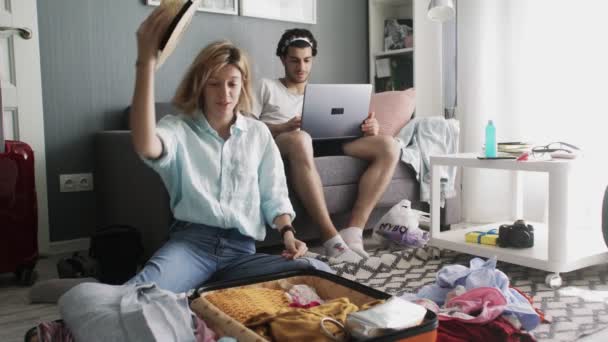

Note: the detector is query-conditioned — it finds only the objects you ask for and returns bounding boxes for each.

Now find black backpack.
[89,225,144,284]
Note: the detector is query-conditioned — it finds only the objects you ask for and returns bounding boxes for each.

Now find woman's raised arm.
[130,7,171,159]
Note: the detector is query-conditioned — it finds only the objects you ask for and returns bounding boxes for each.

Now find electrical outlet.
[59,173,94,192]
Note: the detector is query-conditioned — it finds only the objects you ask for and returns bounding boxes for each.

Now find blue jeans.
[126,221,332,293]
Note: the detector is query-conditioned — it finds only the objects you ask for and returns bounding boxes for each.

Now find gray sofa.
[95,103,461,258]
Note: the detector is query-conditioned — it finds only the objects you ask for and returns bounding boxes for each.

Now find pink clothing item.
[438,287,507,324]
[36,320,75,342]
[286,284,325,306]
[289,301,321,308]
[194,316,217,342]
[438,316,536,342]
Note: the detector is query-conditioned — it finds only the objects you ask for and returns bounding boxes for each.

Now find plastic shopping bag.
[373,199,429,248]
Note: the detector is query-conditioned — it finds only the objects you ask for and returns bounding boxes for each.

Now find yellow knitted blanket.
[204,288,290,323]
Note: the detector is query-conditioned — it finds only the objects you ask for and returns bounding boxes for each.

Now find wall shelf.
[375,47,414,58]
[368,0,413,93]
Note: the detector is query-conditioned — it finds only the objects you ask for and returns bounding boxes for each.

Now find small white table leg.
[431,163,441,238]
[548,166,569,270]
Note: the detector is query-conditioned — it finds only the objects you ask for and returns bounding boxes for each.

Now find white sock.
[323,235,363,263]
[340,227,369,258]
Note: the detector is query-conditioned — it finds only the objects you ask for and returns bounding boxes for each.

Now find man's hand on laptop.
[361,112,379,136]
[283,114,302,133]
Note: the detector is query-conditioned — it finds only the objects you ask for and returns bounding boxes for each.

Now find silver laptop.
[300,84,372,141]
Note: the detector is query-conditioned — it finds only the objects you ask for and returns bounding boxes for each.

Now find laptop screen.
[300,84,372,141]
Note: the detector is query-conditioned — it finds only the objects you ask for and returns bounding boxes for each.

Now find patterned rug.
[307,247,608,342]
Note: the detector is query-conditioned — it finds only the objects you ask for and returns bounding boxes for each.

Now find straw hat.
[157,0,201,69]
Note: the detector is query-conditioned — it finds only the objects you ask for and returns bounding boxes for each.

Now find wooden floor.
[0,255,62,342]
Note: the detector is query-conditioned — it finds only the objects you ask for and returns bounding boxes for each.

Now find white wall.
[457,0,608,228]
[413,0,442,118]
[458,0,513,222]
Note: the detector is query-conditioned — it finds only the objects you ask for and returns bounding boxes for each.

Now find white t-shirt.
[253,78,303,125]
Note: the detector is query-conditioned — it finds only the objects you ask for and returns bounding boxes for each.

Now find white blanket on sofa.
[395,116,460,204]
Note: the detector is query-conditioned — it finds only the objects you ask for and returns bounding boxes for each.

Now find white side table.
[430,153,608,287]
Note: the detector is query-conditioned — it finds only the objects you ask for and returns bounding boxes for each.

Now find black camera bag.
[497,220,534,248]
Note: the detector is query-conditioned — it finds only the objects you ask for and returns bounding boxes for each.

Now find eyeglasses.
[531,141,580,157]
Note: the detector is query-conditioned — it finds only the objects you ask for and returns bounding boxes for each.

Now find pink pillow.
[369,88,416,136]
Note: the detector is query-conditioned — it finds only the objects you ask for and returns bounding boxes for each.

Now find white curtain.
[442,5,457,119]
[458,0,608,226]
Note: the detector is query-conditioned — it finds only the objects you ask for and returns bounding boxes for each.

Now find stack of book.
[497,142,533,157]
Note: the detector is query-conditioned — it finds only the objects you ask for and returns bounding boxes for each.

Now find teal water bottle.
[485,120,497,158]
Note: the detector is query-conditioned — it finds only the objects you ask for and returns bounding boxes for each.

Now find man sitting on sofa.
[253,28,400,262]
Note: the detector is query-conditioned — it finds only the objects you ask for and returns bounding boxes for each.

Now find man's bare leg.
[341,135,400,256]
[275,131,336,240]
[275,131,363,262]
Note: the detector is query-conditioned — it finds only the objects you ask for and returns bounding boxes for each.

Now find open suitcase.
[190,269,437,342]
[0,81,38,285]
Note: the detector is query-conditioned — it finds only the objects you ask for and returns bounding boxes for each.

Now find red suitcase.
[0,84,38,285]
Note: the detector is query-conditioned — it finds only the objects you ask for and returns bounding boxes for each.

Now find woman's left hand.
[361,112,380,136]
[282,231,308,259]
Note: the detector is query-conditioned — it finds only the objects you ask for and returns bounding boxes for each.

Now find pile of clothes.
[401,256,545,341]
[28,282,225,342]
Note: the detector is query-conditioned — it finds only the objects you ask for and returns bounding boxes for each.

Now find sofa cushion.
[311,156,415,187]
[321,178,419,214]
[369,88,416,136]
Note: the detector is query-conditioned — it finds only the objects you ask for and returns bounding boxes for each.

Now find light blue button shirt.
[141,112,295,241]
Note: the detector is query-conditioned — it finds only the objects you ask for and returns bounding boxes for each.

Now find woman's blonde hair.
[173,40,253,115]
